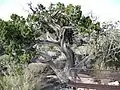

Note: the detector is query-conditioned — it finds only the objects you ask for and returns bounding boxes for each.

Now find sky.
[0,0,120,22]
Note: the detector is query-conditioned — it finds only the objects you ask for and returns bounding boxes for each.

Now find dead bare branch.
[35,39,60,45]
[32,52,70,83]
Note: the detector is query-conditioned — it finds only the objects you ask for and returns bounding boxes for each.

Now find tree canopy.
[0,2,100,64]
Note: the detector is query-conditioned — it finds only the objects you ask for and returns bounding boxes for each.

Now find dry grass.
[0,64,34,90]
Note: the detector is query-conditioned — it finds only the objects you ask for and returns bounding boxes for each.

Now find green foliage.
[3,2,120,71]
[0,14,35,64]
[28,2,100,35]
[0,2,120,90]
[0,2,101,70]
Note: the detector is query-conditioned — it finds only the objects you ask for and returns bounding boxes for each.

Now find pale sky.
[0,0,120,22]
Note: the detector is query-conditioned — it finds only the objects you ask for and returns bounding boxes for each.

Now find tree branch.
[28,2,36,14]
[32,52,69,83]
[35,39,60,46]
[59,27,75,77]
